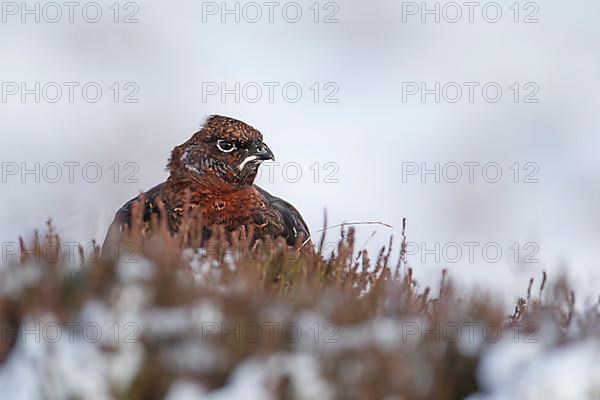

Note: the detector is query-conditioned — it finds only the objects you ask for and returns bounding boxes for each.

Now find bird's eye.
[217,140,235,153]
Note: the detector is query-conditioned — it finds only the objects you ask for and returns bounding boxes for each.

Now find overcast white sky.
[1,0,599,304]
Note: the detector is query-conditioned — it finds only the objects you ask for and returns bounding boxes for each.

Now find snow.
[165,381,207,400]
[117,257,155,283]
[165,353,334,400]
[470,339,600,400]
[1,254,598,399]
[1,299,599,400]
[0,315,112,400]
[0,264,43,299]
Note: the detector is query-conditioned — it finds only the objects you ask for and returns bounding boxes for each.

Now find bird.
[102,115,309,255]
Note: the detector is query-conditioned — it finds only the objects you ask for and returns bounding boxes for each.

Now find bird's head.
[169,115,275,188]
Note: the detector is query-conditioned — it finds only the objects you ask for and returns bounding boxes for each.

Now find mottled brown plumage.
[103,115,309,252]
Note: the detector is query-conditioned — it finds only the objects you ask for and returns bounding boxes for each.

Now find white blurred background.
[1,0,599,304]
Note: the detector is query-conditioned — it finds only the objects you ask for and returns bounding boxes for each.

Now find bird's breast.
[185,187,269,228]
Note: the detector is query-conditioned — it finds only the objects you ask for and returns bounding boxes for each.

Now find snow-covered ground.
[0,255,599,399]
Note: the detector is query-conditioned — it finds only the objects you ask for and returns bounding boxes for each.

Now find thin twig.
[355,231,378,261]
[316,221,393,232]
[301,221,393,248]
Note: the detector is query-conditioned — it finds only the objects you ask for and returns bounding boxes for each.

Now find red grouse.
[103,115,309,251]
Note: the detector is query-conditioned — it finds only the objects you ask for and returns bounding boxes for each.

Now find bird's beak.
[238,142,275,171]
[251,142,275,162]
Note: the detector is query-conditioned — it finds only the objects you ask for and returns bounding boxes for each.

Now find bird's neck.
[165,174,255,199]
[163,175,263,227]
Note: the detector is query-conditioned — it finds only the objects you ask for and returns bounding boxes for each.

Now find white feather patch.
[238,155,260,171]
